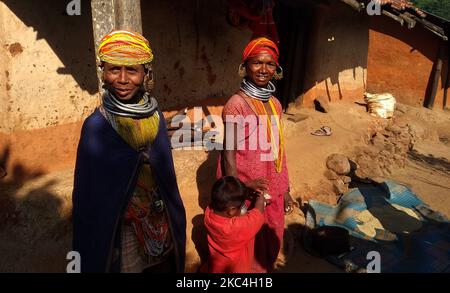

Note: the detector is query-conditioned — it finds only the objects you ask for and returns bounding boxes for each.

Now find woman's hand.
[283,192,299,215]
[245,178,269,196]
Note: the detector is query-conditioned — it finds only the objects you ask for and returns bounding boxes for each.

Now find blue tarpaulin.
[304,181,450,273]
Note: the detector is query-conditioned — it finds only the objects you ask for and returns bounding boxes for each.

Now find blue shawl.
[72,108,186,273]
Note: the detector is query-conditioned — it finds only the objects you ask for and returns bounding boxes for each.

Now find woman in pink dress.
[217,37,294,273]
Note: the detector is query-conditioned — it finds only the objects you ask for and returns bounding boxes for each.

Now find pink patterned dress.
[217,93,290,272]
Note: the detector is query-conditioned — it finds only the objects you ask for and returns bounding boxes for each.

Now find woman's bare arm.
[223,122,238,177]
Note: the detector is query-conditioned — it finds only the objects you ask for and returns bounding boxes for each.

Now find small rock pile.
[352,118,415,181]
[324,116,416,196]
[324,154,352,196]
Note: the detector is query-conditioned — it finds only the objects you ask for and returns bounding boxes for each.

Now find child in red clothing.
[203,176,265,273]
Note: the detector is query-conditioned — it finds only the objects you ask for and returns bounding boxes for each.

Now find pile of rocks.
[324,117,416,196]
[324,154,352,196]
[352,117,415,181]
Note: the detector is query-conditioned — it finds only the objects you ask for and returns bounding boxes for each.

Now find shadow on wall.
[275,0,314,108]
[141,0,251,111]
[369,14,449,88]
[0,146,71,272]
[367,14,449,108]
[276,1,369,106]
[2,0,98,95]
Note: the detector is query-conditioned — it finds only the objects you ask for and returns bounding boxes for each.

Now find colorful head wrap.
[242,37,279,65]
[97,30,153,66]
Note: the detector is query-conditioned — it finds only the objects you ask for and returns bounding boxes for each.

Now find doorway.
[274,0,314,109]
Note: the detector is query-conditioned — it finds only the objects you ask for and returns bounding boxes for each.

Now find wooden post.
[426,42,445,109]
[91,0,115,52]
[114,0,143,34]
[444,70,449,110]
[90,0,143,95]
[91,0,143,47]
[443,44,450,110]
[91,0,115,95]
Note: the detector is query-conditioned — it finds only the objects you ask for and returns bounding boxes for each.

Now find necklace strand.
[240,78,276,102]
[102,90,158,118]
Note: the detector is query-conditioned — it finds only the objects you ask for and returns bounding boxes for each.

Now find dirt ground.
[0,101,449,272]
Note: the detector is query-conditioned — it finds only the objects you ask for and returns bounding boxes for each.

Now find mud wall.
[0,5,11,133]
[367,15,449,109]
[141,0,250,110]
[0,0,249,177]
[301,2,369,107]
[0,1,99,133]
[0,0,100,179]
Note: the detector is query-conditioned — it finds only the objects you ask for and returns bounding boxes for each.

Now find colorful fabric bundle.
[98,30,153,65]
[242,37,279,65]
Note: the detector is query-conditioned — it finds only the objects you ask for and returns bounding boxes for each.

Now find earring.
[143,63,155,91]
[238,63,246,77]
[100,72,107,89]
[144,71,155,91]
[274,65,284,80]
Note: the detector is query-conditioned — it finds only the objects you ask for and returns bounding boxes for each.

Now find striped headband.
[242,37,279,66]
[98,30,153,66]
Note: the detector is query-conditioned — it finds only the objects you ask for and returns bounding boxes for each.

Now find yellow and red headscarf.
[242,37,279,65]
[97,30,153,66]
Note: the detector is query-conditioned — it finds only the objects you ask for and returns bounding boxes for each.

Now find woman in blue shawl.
[72,30,186,273]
